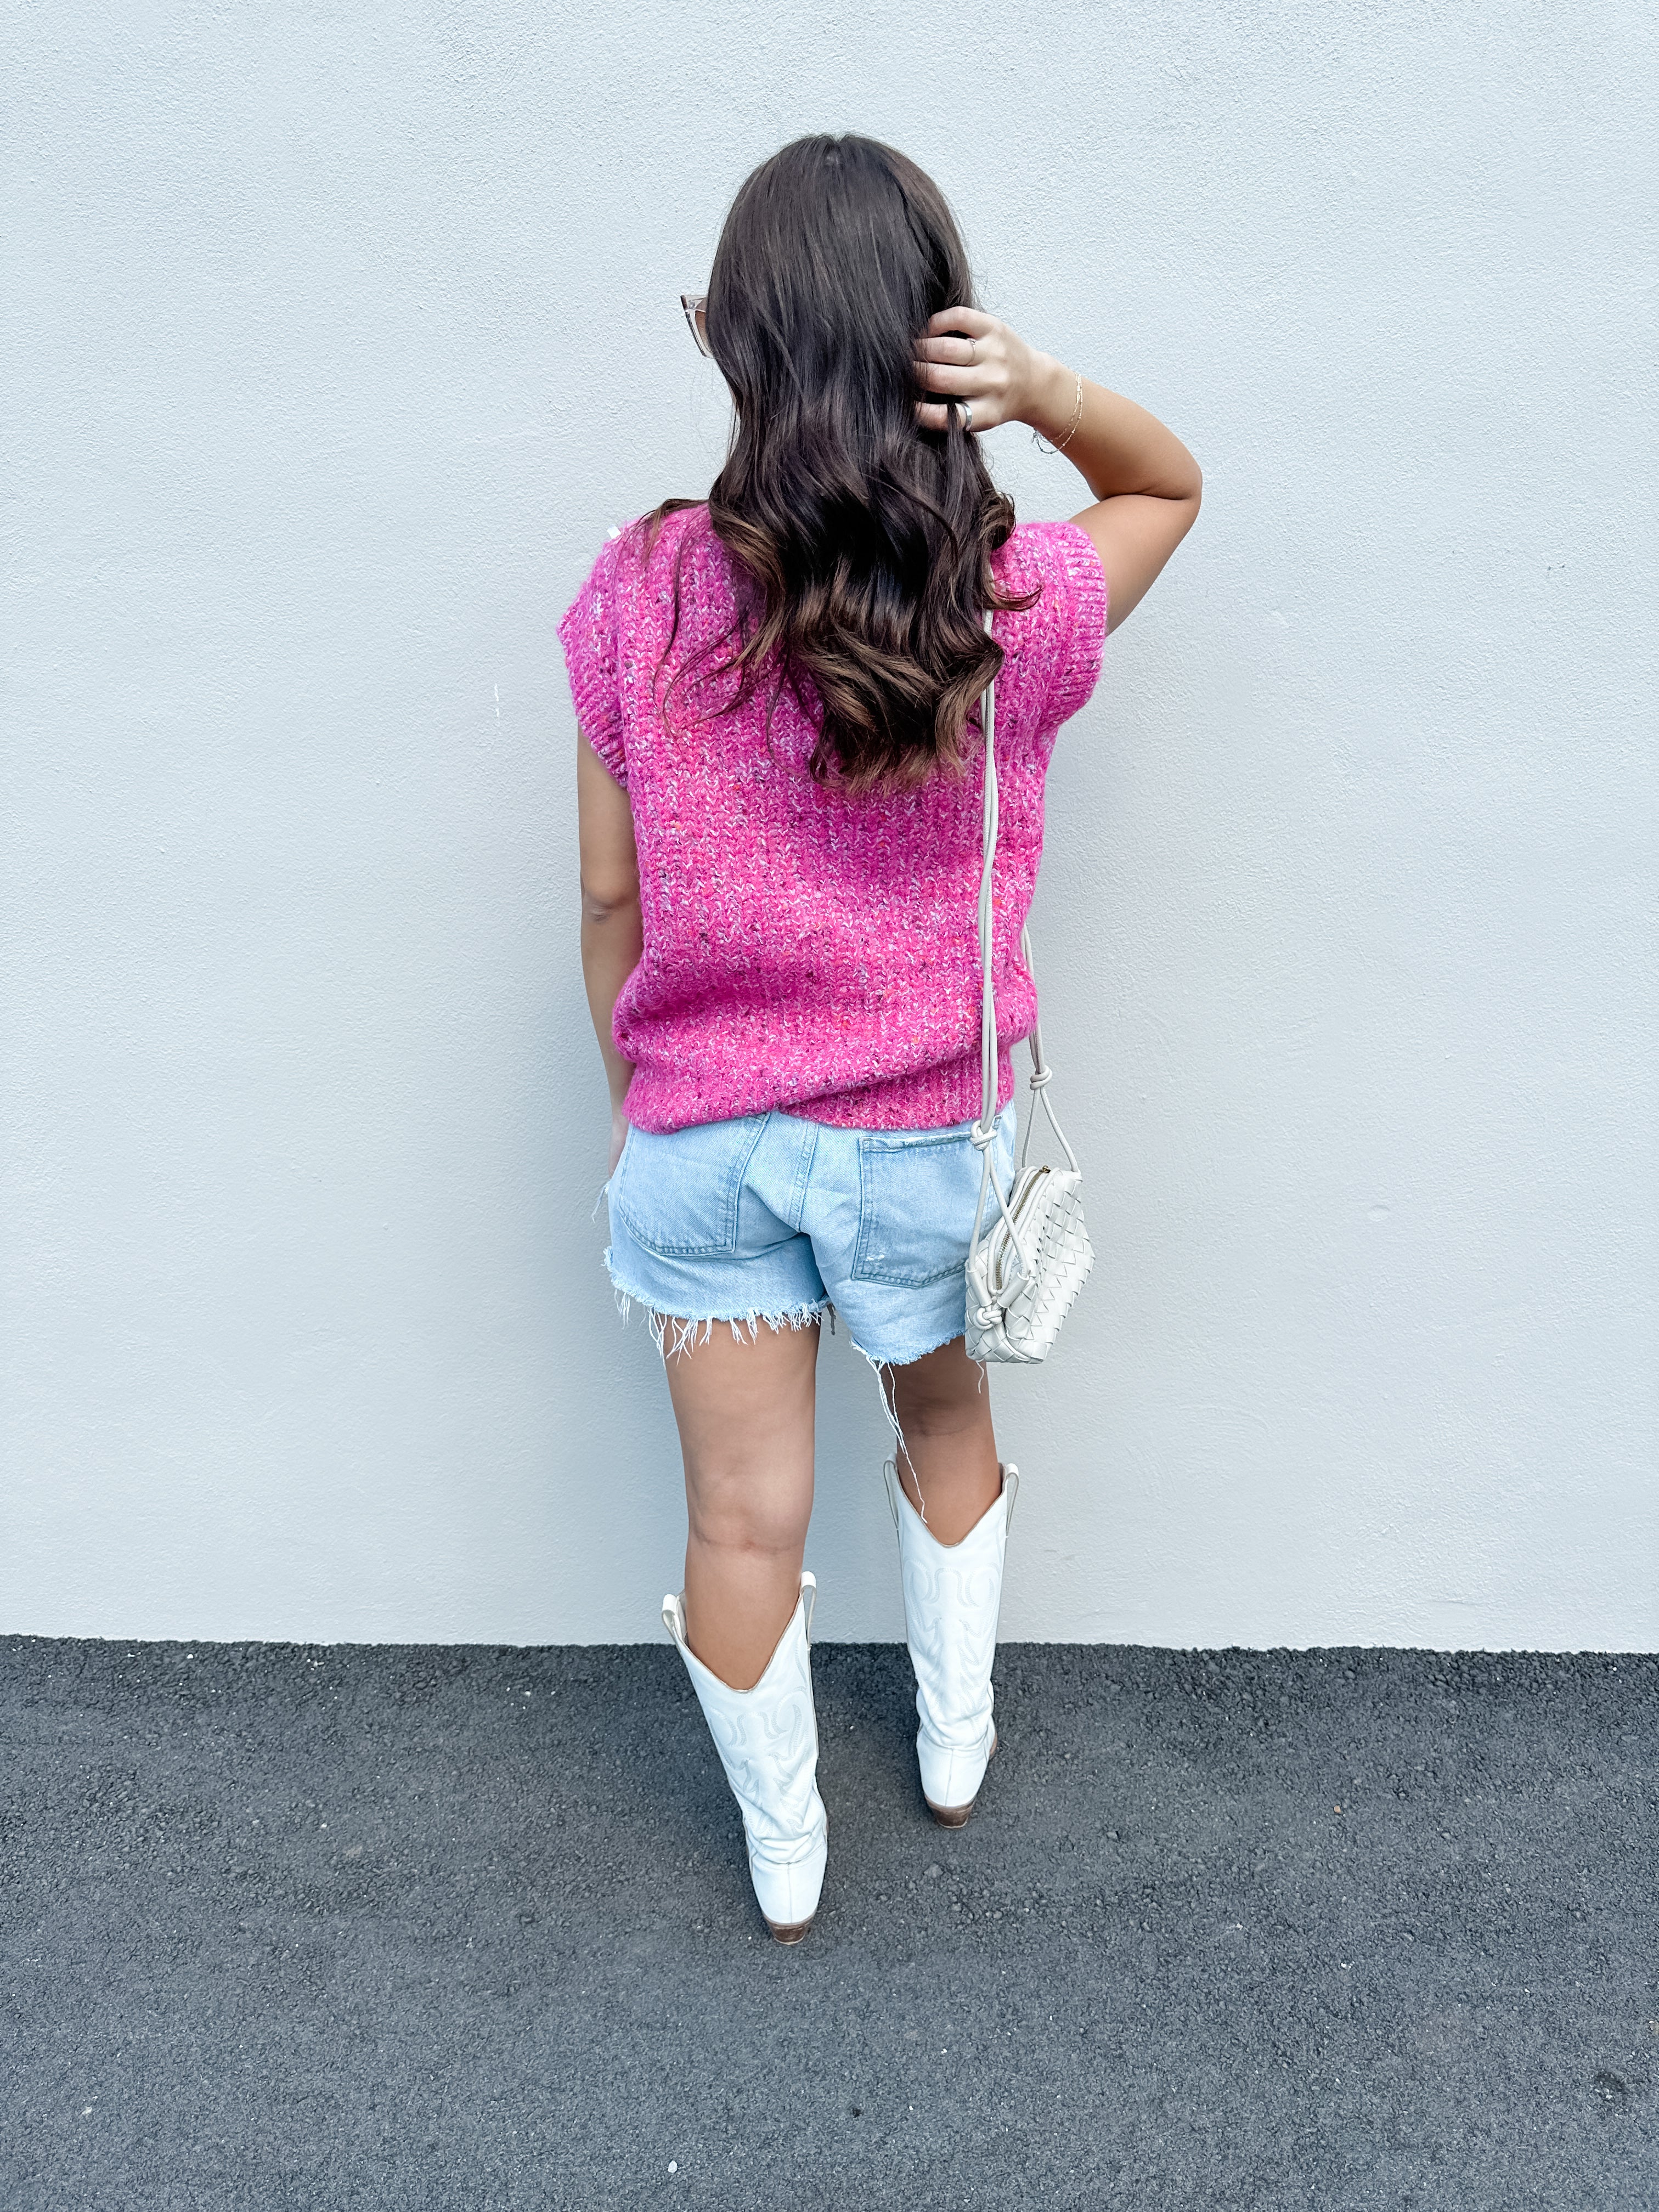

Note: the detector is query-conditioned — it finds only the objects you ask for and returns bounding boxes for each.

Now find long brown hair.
[655,134,1035,790]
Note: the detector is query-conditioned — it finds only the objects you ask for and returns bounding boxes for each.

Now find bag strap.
[967,609,1083,1282]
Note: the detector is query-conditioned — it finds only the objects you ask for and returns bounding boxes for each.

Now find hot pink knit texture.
[558,504,1107,1135]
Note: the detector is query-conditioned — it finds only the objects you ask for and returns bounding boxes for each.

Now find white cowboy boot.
[884,1459,1019,1826]
[662,1572,829,1943]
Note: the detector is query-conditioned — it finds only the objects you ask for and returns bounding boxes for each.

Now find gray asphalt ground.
[1,1638,1654,2211]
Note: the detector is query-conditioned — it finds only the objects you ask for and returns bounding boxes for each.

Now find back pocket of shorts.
[612,1116,768,1258]
[851,1129,986,1288]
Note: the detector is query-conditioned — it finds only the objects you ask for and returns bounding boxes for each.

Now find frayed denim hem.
[604,1253,833,1363]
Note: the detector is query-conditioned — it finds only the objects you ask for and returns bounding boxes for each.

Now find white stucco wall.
[4,2,1654,1647]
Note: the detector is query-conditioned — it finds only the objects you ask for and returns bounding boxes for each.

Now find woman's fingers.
[911,309,1014,432]
[924,304,998,338]
[913,362,987,435]
[915,332,979,365]
[913,353,976,394]
[915,399,977,433]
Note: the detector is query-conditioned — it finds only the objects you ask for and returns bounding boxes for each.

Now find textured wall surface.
[4,2,1654,1646]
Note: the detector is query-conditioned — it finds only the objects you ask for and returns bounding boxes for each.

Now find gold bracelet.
[1031,368,1084,455]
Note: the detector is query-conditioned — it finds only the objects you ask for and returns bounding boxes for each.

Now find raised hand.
[912,307,1050,436]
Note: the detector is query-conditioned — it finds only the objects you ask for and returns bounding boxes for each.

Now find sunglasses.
[681,291,711,358]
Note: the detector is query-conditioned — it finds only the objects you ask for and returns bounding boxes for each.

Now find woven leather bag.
[964,612,1094,1364]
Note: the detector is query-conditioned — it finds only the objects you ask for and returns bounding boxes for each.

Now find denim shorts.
[602,1102,1017,1369]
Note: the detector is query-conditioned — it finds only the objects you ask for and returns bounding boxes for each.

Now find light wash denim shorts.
[602,1101,1017,1369]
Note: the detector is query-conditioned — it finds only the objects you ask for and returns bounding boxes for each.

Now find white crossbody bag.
[964,612,1094,1364]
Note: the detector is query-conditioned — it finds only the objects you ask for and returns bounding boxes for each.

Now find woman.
[560,136,1199,1943]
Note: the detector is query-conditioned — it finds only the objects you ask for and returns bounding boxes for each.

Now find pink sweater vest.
[559,504,1107,1134]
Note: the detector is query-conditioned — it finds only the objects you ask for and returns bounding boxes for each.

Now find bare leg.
[887,1335,1001,1546]
[662,1317,821,1690]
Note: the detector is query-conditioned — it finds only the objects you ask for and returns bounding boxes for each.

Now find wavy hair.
[654,134,1035,790]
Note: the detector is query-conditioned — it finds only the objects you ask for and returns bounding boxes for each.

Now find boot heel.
[764,1915,815,1944]
[926,1729,998,1827]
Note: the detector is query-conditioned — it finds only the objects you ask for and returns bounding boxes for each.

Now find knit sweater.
[558,503,1107,1135]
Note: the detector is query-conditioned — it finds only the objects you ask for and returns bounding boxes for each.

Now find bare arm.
[577,733,642,1173]
[914,308,1201,629]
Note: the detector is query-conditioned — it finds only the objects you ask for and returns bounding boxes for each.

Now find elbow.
[580,873,640,925]
[1171,465,1203,538]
